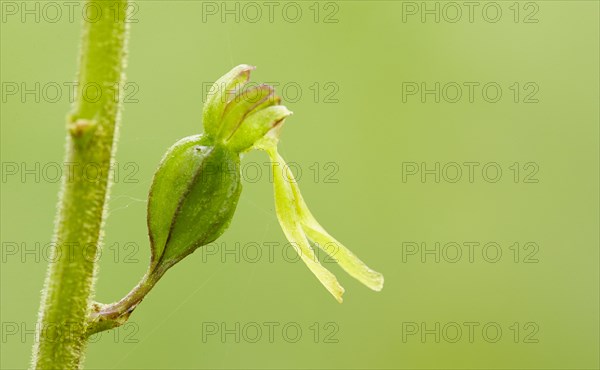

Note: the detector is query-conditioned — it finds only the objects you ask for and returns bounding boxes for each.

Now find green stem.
[32,1,129,368]
[86,267,165,336]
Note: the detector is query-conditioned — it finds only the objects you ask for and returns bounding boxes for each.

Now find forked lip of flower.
[266,146,384,303]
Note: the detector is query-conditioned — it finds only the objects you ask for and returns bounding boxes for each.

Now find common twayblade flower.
[147,65,383,302]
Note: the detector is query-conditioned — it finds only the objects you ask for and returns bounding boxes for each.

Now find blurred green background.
[1,1,599,369]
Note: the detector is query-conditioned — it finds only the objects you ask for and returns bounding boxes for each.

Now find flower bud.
[202,64,292,153]
[147,134,242,271]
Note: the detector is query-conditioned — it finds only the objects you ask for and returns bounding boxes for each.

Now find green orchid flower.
[147,64,383,302]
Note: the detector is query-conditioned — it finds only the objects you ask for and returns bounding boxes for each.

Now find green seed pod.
[147,134,242,271]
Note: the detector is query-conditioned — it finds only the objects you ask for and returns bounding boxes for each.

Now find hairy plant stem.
[32,1,129,368]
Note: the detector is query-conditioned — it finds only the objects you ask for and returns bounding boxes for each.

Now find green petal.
[218,84,276,140]
[282,155,385,292]
[203,64,255,137]
[228,106,292,153]
[267,147,345,303]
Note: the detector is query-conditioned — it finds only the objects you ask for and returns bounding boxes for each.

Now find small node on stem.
[68,116,98,146]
